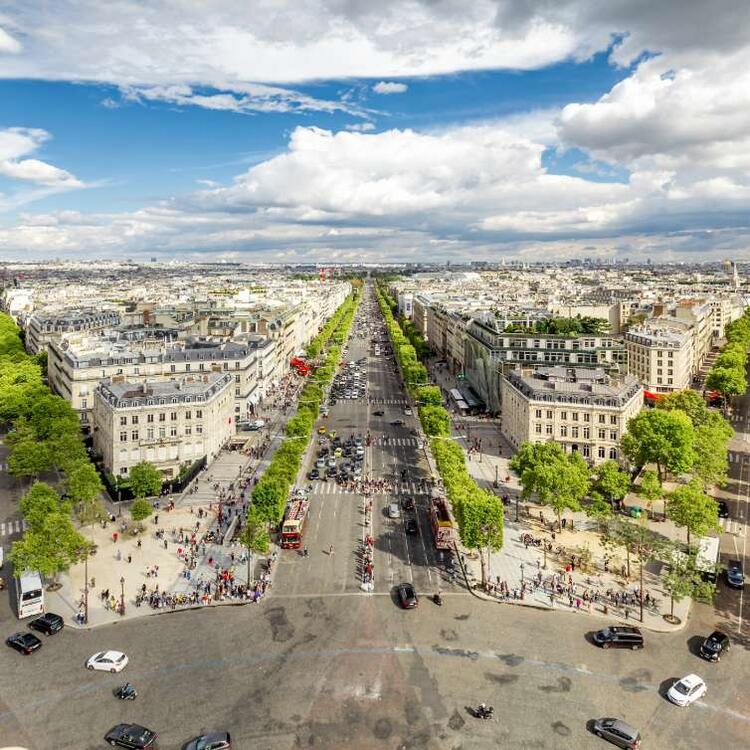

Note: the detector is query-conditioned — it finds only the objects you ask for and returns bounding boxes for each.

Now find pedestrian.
[90,577,96,588]
[137,539,142,549]
[127,554,132,564]
[112,531,118,544]
[116,549,122,562]
[329,545,335,556]
[163,539,168,550]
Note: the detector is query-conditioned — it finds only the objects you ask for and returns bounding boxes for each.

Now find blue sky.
[0,2,748,262]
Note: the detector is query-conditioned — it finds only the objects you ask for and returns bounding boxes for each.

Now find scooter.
[432,593,443,606]
[472,704,494,720]
[114,683,137,700]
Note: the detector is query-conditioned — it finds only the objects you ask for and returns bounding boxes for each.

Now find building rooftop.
[97,372,233,408]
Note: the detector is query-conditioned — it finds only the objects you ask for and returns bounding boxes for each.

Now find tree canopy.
[621,409,695,479]
[667,479,721,546]
[128,461,163,499]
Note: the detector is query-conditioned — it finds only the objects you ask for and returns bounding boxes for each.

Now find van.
[593,626,644,650]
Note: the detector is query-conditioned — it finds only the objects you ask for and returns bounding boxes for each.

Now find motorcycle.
[472,704,494,720]
[522,533,542,547]
[114,683,137,700]
[432,593,443,607]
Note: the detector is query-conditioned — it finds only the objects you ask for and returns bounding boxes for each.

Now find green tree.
[510,442,590,530]
[667,479,721,546]
[656,390,710,427]
[238,509,270,585]
[129,497,153,524]
[662,545,716,621]
[29,394,80,440]
[66,460,104,505]
[10,512,92,585]
[416,385,443,407]
[621,409,695,480]
[7,439,52,479]
[128,461,163,499]
[691,412,732,488]
[419,405,451,437]
[705,366,746,400]
[455,492,504,588]
[595,460,631,505]
[585,491,613,529]
[46,431,89,473]
[638,470,663,514]
[20,482,70,531]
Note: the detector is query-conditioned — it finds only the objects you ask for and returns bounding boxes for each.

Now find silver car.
[592,718,641,748]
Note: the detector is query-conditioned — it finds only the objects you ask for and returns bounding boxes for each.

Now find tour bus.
[17,570,44,619]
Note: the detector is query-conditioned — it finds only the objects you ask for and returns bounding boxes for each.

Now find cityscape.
[1,4,749,750]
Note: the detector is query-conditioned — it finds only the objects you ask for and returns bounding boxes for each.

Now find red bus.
[429,497,456,550]
[280,499,309,548]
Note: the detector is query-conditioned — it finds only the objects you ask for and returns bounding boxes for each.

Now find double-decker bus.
[280,500,309,549]
[429,497,456,550]
[17,570,44,619]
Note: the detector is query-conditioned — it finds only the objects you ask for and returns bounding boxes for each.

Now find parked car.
[104,723,157,748]
[87,650,129,673]
[699,630,730,662]
[402,497,415,511]
[397,582,418,609]
[182,731,232,750]
[591,718,641,748]
[667,673,707,706]
[715,500,730,519]
[373,410,384,416]
[593,626,644,650]
[307,468,320,480]
[404,407,412,416]
[29,612,64,636]
[388,503,401,519]
[405,519,418,535]
[726,560,745,588]
[6,632,42,655]
[391,419,405,426]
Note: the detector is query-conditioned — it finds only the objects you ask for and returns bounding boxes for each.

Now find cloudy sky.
[1,1,749,263]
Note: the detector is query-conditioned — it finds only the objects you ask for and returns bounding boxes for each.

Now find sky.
[0,1,749,264]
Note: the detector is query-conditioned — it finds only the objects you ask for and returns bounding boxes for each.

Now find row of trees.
[705,307,750,404]
[250,289,361,527]
[378,285,432,361]
[0,313,108,582]
[375,282,504,586]
[503,315,611,337]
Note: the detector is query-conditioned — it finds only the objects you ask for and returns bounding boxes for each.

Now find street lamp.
[119,576,125,616]
[520,562,525,600]
[77,546,89,624]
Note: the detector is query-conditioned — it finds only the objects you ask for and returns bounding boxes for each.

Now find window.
[120,466,128,476]
[657,377,662,384]
[170,411,177,421]
[235,388,240,396]
[147,413,154,423]
[196,409,202,418]
[560,425,568,437]
[657,369,662,375]
[185,411,191,420]
[131,430,139,441]
[159,427,166,438]
[545,423,553,435]
[583,413,590,423]
[582,445,591,457]
[196,424,203,434]
[598,414,606,424]
[199,363,205,372]
[610,416,617,425]
[571,426,579,438]
[598,446,606,459]
[223,362,229,370]
[598,428,606,440]
[81,398,88,409]
[546,410,553,420]
[170,364,176,373]
[185,426,192,436]
[159,413,166,422]
[610,431,618,441]
[235,361,240,369]
[186,363,191,372]
[560,411,567,421]
[120,416,128,426]
[668,378,673,384]
[535,409,542,418]
[119,431,128,442]
[235,374,240,383]
[170,426,177,437]
[147,428,154,439]
[572,412,579,422]
[609,448,618,460]
[131,415,139,425]
[583,427,590,439]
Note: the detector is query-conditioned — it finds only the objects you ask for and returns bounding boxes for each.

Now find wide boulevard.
[0,285,748,749]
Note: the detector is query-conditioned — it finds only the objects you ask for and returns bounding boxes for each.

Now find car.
[402,497,415,511]
[354,436,363,446]
[593,626,644,650]
[29,612,64,636]
[404,408,412,416]
[388,502,401,519]
[317,426,327,434]
[6,632,42,655]
[591,718,642,749]
[726,560,745,588]
[699,630,730,662]
[183,731,232,750]
[715,500,729,519]
[405,519,418,535]
[353,465,363,477]
[104,723,157,748]
[355,447,365,457]
[315,457,326,469]
[327,457,337,468]
[307,468,320,480]
[667,673,707,706]
[391,419,405,426]
[326,466,337,477]
[320,409,329,418]
[318,446,329,456]
[397,582,418,609]
[87,650,129,672]
[251,419,265,429]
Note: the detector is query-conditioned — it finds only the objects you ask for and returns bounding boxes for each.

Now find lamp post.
[77,546,90,624]
[520,562,525,600]
[119,576,125,616]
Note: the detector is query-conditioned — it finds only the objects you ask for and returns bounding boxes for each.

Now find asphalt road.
[0,285,748,749]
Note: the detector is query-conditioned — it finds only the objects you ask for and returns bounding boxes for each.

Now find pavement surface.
[0,283,747,749]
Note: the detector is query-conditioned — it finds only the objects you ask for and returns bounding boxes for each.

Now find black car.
[307,468,320,480]
[183,731,232,750]
[726,560,745,588]
[326,465,337,477]
[699,630,730,662]
[593,626,643,650]
[104,723,157,748]
[405,519,418,535]
[715,500,730,519]
[29,612,64,636]
[6,632,42,655]
[391,419,405,426]
[402,497,415,511]
[397,582,418,609]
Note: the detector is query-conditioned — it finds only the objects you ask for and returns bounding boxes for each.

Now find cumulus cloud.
[373,81,408,94]
[0,26,21,53]
[0,127,84,192]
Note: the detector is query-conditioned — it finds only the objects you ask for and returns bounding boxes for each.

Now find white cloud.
[373,81,408,95]
[345,122,376,132]
[0,128,84,197]
[0,26,21,53]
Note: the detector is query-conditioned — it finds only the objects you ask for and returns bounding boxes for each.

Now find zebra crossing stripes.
[370,398,409,405]
[729,451,750,464]
[374,436,421,447]
[0,518,27,537]
[309,482,428,496]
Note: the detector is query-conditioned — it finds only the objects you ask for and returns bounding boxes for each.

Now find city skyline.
[1,2,749,263]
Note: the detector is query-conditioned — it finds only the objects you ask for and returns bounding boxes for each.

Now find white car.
[388,502,401,519]
[87,650,129,673]
[404,408,413,416]
[667,674,706,706]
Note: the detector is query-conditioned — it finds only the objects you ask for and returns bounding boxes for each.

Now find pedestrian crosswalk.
[309,481,428,496]
[728,450,750,464]
[373,436,422,447]
[370,398,409,405]
[0,519,27,537]
[720,517,745,536]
